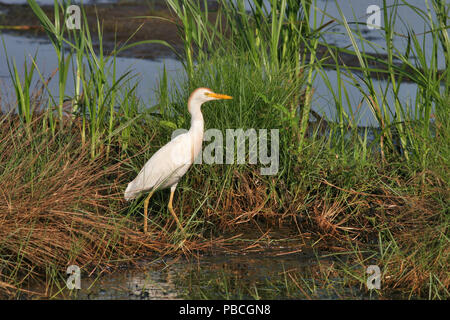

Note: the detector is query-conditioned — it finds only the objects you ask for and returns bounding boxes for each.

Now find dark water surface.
[33,251,369,300]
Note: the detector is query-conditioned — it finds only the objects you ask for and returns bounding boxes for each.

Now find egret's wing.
[124,133,194,200]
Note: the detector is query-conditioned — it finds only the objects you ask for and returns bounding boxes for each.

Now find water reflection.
[48,252,364,300]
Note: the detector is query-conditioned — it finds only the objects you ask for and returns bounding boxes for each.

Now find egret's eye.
[204,92,211,97]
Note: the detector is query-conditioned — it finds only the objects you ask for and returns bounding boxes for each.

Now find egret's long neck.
[187,100,204,162]
[188,100,204,135]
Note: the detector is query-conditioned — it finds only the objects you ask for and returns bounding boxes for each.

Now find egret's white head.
[188,87,232,113]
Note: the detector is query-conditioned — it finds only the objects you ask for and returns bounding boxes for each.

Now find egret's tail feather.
[124,181,141,201]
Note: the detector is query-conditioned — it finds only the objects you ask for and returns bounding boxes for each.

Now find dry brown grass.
[0,111,447,298]
[187,163,444,245]
[0,114,262,298]
[0,115,190,297]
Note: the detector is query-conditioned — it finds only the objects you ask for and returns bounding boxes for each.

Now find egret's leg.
[143,190,154,234]
[168,186,185,233]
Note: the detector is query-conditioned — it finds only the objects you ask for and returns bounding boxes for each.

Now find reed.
[0,0,448,299]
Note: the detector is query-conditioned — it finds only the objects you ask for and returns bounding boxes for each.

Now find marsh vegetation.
[0,0,448,299]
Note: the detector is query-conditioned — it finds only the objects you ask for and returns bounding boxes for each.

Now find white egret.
[124,88,232,233]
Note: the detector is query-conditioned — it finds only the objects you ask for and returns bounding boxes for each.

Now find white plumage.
[124,88,232,234]
[124,132,198,200]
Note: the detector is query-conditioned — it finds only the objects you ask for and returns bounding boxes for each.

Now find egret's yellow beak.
[206,92,233,100]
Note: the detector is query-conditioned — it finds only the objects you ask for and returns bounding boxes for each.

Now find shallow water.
[0,1,445,126]
[38,251,368,300]
[242,0,446,126]
[245,0,445,63]
[0,33,183,112]
[0,33,435,127]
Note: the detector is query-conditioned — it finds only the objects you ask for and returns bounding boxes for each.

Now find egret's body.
[124,88,232,233]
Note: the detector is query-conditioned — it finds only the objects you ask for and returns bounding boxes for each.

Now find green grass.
[0,0,448,299]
